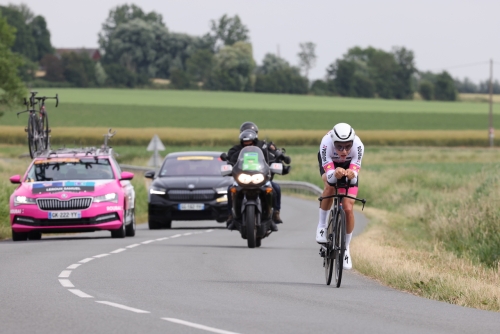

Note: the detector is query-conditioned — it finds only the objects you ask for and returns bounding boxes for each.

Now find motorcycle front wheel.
[246,206,257,248]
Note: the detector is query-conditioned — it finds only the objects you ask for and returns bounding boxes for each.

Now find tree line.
[1,2,497,112]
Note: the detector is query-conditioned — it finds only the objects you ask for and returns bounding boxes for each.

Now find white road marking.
[170,234,181,238]
[162,318,240,334]
[96,301,150,314]
[67,264,81,269]
[126,244,140,248]
[59,279,75,288]
[110,248,126,254]
[156,237,169,241]
[141,240,155,244]
[183,233,192,236]
[79,258,94,263]
[94,254,110,258]
[206,229,214,233]
[59,270,72,278]
[59,279,74,288]
[68,289,93,298]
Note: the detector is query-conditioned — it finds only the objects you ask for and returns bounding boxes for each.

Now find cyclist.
[316,123,364,270]
[226,123,283,231]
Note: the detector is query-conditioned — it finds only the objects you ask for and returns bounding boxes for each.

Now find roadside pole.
[147,135,166,168]
[489,59,494,147]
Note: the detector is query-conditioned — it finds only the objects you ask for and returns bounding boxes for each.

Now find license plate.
[49,211,81,219]
[178,203,204,211]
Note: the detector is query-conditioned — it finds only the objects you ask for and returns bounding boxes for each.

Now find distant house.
[55,48,101,61]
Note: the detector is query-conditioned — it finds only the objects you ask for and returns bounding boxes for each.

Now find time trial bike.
[319,177,366,287]
[17,91,58,158]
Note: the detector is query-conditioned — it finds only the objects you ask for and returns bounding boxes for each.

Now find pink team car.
[9,148,136,241]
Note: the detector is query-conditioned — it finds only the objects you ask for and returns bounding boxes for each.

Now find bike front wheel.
[324,210,334,285]
[334,209,347,288]
[28,116,39,158]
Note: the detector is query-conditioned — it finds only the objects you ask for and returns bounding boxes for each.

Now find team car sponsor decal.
[10,209,23,214]
[32,181,95,194]
[177,156,214,160]
[106,206,122,211]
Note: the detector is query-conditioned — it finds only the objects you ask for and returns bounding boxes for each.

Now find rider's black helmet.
[239,129,258,146]
[239,121,259,134]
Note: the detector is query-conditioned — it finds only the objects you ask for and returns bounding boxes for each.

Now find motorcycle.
[220,146,285,248]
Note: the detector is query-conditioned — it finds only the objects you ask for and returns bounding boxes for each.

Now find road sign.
[147,135,165,151]
[146,135,165,167]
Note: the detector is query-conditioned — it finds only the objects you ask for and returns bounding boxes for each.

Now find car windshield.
[159,156,224,176]
[25,158,115,181]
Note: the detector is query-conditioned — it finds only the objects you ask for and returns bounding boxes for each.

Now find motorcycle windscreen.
[237,146,267,173]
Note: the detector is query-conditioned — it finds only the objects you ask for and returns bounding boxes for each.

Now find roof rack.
[34,129,117,158]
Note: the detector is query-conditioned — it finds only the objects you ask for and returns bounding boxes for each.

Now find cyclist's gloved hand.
[345,169,356,180]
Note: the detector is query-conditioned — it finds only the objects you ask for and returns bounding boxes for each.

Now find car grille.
[167,189,216,201]
[37,197,93,211]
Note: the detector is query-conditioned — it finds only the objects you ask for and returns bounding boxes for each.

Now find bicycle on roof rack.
[318,176,366,287]
[17,91,59,158]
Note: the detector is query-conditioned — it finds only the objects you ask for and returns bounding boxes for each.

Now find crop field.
[0,89,497,132]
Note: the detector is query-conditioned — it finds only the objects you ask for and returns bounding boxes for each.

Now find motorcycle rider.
[226,123,288,231]
[316,123,364,270]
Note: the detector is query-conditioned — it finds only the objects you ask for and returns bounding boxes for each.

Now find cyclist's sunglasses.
[334,143,353,151]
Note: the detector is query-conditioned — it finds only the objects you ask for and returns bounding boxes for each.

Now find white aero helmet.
[330,123,355,143]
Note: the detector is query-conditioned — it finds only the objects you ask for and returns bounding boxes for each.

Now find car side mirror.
[9,175,21,184]
[220,153,228,161]
[220,164,233,176]
[270,163,283,175]
[120,171,134,180]
[144,170,155,179]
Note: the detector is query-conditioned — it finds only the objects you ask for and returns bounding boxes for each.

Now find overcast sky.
[2,0,499,83]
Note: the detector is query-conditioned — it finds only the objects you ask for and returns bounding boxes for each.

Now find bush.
[434,71,457,101]
[419,81,434,101]
[310,80,329,96]
[169,69,191,89]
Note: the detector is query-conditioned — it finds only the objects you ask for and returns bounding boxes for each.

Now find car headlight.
[14,196,37,206]
[237,173,265,185]
[215,187,227,194]
[94,193,118,203]
[150,187,166,195]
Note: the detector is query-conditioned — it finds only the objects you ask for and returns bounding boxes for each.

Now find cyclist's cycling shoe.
[316,226,327,243]
[270,220,278,232]
[343,248,353,270]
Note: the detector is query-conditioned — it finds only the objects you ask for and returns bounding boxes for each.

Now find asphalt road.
[0,196,499,334]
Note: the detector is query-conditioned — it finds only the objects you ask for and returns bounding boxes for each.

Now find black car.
[145,151,232,229]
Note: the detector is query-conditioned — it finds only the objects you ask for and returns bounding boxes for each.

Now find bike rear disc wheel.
[246,206,257,248]
[334,209,346,288]
[325,210,334,285]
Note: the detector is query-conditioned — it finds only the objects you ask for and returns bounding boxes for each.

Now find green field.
[0,89,496,130]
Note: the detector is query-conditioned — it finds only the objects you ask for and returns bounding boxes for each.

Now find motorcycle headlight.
[150,187,166,195]
[14,196,37,206]
[251,174,265,184]
[237,174,252,184]
[237,173,265,185]
[94,193,118,203]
